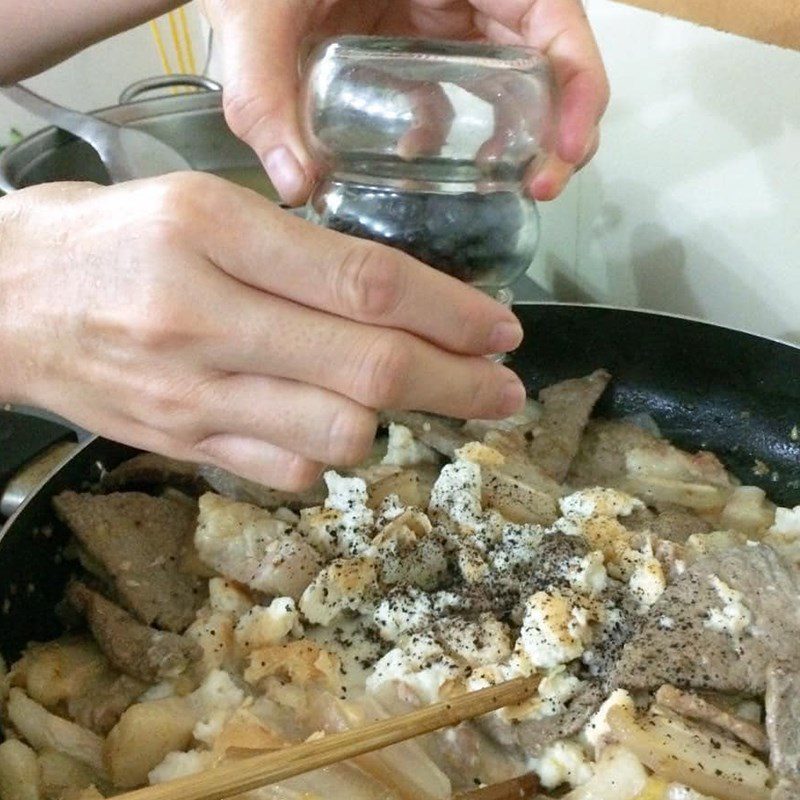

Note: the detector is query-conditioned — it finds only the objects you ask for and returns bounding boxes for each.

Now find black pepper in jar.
[310,180,538,288]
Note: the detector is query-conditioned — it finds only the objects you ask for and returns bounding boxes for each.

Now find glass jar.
[300,36,554,300]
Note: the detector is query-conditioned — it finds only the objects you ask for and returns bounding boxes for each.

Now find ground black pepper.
[319,183,530,284]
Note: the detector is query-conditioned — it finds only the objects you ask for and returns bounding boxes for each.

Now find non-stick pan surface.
[509,304,800,504]
[2,303,799,665]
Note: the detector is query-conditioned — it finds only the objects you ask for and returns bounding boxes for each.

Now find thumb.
[205,0,316,206]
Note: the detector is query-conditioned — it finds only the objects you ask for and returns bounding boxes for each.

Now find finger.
[195,178,523,356]
[53,405,322,492]
[397,81,456,160]
[528,153,575,200]
[473,11,524,45]
[195,373,378,467]
[204,282,527,420]
[554,59,608,166]
[197,435,325,492]
[472,0,609,165]
[577,126,600,170]
[470,73,553,169]
[324,64,455,161]
[205,0,316,205]
[529,126,598,199]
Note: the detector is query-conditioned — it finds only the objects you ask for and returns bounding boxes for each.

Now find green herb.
[0,127,23,154]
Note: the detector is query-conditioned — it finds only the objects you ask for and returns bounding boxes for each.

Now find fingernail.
[501,378,527,414]
[490,320,524,352]
[264,146,307,204]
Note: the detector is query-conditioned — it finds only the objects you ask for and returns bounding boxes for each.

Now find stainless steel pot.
[0,75,275,196]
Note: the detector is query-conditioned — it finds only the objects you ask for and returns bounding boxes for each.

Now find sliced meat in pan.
[568,419,661,487]
[528,370,611,482]
[624,505,713,543]
[612,545,800,695]
[68,582,200,683]
[478,682,603,757]
[67,672,147,736]
[99,453,205,494]
[53,491,206,632]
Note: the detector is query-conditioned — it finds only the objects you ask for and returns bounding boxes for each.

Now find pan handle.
[119,74,222,104]
[0,411,78,519]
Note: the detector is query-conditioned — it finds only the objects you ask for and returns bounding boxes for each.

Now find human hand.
[203,0,608,204]
[0,174,525,489]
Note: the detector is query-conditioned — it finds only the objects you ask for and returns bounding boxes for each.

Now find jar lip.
[323,173,533,194]
[321,35,548,72]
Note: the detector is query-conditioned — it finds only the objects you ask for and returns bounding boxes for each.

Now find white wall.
[2,0,798,343]
[532,0,800,343]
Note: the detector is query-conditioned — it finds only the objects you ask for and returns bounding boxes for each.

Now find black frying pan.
[2,303,800,666]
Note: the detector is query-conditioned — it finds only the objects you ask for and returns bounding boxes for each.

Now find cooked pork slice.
[379,411,470,459]
[655,684,768,752]
[621,504,658,530]
[612,545,800,695]
[53,491,205,631]
[651,507,714,541]
[568,419,662,487]
[67,673,147,735]
[624,506,713,543]
[478,683,603,757]
[528,370,611,482]
[68,583,200,683]
[199,464,327,510]
[195,493,325,600]
[100,453,204,493]
[765,665,800,786]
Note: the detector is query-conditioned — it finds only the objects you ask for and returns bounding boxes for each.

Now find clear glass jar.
[300,36,554,298]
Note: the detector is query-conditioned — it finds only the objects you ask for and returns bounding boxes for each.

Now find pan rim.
[513,300,800,353]
[0,434,108,536]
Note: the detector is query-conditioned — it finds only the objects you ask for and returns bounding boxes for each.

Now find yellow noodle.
[149,19,173,75]
[178,6,198,75]
[168,11,188,74]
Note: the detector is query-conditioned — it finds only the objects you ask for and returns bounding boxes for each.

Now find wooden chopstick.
[114,676,540,800]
